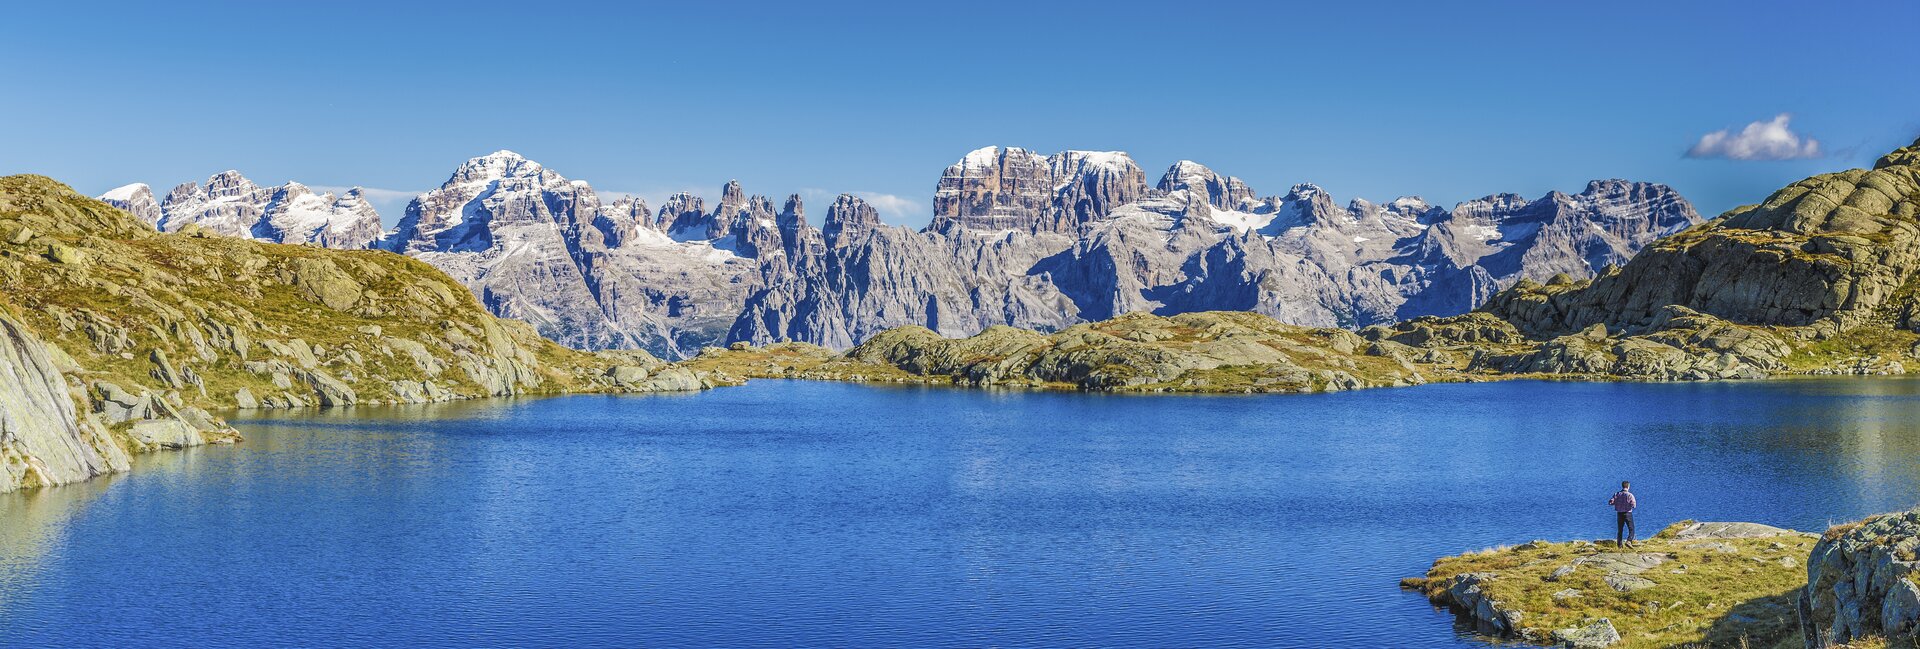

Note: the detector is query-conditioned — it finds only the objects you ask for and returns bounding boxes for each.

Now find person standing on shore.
[1608,481,1637,548]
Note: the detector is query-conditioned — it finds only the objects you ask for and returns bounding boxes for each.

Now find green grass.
[1404,522,1816,648]
[1781,326,1919,373]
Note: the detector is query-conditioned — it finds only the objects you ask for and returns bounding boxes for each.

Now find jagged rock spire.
[824,194,881,248]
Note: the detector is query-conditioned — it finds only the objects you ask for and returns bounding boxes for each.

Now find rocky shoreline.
[1405,514,1920,649]
[0,175,716,493]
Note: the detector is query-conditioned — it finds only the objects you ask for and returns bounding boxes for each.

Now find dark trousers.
[1616,512,1635,545]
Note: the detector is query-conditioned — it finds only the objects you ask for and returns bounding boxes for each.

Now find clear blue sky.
[4,0,1917,228]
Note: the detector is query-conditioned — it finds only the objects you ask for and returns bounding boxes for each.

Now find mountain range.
[102,148,1701,358]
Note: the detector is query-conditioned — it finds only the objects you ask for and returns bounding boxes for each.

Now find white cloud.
[854,192,924,224]
[1686,114,1823,161]
[794,189,926,226]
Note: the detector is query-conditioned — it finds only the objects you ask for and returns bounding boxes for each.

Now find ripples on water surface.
[4,378,1920,647]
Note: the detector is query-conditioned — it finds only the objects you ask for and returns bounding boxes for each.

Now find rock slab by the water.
[1409,521,1814,648]
[0,313,126,492]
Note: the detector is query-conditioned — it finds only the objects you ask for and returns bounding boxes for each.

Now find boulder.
[1421,572,1527,636]
[91,381,155,423]
[1670,521,1800,540]
[148,349,185,388]
[1572,552,1668,574]
[45,243,85,265]
[1551,619,1620,648]
[283,257,363,311]
[1801,508,1920,647]
[296,368,357,406]
[124,419,204,450]
[633,367,703,392]
[606,365,650,386]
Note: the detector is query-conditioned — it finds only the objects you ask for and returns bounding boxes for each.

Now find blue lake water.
[4,378,1920,647]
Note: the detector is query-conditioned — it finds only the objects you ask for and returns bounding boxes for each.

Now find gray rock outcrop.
[1551,619,1620,648]
[1801,508,1920,648]
[0,313,127,493]
[0,313,237,493]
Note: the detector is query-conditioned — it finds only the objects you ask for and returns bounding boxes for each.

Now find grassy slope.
[1405,522,1817,648]
[0,174,636,411]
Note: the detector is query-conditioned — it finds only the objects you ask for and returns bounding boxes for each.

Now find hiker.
[1608,481,1637,548]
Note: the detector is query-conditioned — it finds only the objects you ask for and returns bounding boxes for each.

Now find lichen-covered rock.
[1427,572,1529,637]
[1671,521,1802,541]
[1552,619,1620,648]
[1801,508,1920,648]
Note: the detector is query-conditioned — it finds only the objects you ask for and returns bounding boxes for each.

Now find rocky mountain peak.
[1051,150,1137,174]
[334,188,373,209]
[662,192,709,240]
[447,149,548,186]
[777,194,805,230]
[105,170,384,249]
[97,183,163,228]
[746,194,776,220]
[720,180,746,208]
[1454,193,1530,217]
[1388,196,1431,213]
[823,194,881,248]
[1284,183,1325,200]
[1158,160,1256,210]
[204,170,259,199]
[1046,150,1148,232]
[593,197,655,248]
[163,181,203,205]
[932,145,1146,234]
[1278,183,1342,226]
[276,181,315,199]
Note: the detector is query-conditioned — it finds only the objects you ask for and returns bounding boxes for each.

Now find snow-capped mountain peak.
[96,170,383,248]
[446,150,549,187]
[96,183,163,227]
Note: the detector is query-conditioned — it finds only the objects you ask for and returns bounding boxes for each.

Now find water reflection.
[0,473,112,616]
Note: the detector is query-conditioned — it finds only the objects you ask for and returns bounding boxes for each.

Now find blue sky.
[4,0,1917,228]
